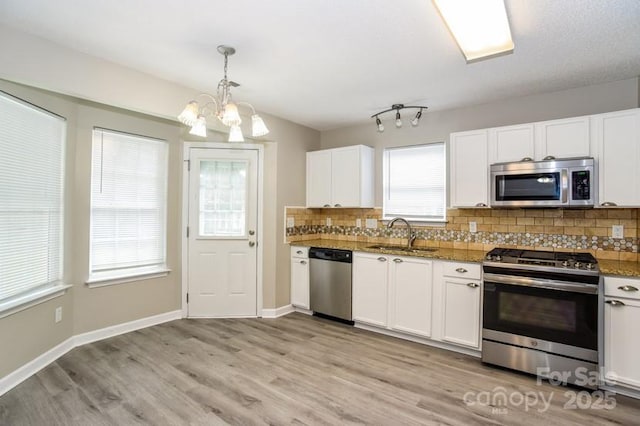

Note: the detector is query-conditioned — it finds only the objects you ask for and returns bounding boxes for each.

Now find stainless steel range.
[482,248,602,388]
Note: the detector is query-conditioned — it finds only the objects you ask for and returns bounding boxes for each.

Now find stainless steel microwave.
[490,157,596,207]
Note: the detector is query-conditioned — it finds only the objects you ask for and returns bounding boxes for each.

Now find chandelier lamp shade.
[177,45,269,142]
[371,104,428,133]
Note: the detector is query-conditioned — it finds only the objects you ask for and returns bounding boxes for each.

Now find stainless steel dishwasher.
[309,247,353,322]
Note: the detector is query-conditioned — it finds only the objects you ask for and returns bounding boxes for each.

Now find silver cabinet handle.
[521,157,533,162]
[605,300,625,306]
[393,258,403,263]
[475,202,487,207]
[600,202,618,207]
[323,204,331,207]
[249,241,256,247]
[618,285,638,292]
[467,282,479,288]
[334,204,342,207]
[543,155,556,160]
[296,250,303,255]
[377,257,387,262]
[456,267,468,273]
[300,260,307,265]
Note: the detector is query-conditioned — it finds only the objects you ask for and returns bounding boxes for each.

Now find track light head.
[375,117,384,133]
[395,110,402,128]
[411,108,423,127]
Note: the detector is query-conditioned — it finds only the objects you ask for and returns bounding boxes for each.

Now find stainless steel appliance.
[309,247,353,322]
[490,157,595,208]
[482,248,602,388]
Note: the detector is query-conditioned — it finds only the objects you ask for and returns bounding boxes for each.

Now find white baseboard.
[0,309,182,397]
[0,337,75,397]
[262,304,294,318]
[293,306,313,315]
[74,310,182,346]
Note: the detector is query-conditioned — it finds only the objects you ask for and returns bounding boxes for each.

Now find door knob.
[249,230,255,235]
[249,241,256,247]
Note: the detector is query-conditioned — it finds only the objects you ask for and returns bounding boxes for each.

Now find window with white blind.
[0,91,68,312]
[89,128,169,284]
[383,143,446,222]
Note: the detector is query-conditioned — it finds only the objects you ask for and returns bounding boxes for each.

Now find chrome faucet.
[387,217,416,249]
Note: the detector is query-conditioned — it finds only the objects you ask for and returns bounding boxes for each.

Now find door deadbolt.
[249,230,255,235]
[249,241,256,247]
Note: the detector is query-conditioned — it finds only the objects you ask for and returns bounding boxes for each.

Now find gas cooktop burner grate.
[484,248,599,273]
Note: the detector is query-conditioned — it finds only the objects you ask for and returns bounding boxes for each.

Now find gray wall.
[320,78,640,206]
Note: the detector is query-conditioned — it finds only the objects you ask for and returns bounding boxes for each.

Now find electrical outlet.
[286,216,294,228]
[365,218,378,229]
[326,217,332,226]
[55,307,62,323]
[612,225,624,239]
[356,218,362,228]
[469,221,477,233]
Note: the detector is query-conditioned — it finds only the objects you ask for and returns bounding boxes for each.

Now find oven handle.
[483,273,598,295]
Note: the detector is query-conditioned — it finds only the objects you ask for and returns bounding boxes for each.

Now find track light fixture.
[371,104,428,133]
[177,45,269,142]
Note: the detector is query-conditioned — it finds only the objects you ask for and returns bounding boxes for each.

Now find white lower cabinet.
[353,252,432,337]
[431,261,482,350]
[603,276,640,391]
[290,246,309,309]
[353,253,389,327]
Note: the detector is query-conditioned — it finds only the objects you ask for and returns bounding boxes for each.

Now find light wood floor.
[2,313,640,425]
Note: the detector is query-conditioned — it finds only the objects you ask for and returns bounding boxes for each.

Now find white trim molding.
[262,304,295,318]
[0,309,182,397]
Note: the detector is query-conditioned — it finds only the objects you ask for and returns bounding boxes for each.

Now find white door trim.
[181,141,264,318]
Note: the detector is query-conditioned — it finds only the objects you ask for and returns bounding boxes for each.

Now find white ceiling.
[1,0,639,131]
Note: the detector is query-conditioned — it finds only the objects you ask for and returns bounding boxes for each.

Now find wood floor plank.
[2,312,640,425]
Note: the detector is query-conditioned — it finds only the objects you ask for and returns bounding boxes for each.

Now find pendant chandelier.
[371,104,428,132]
[177,45,269,142]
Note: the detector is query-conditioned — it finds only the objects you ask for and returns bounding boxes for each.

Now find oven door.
[483,273,598,353]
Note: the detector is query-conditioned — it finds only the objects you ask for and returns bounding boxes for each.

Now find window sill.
[0,283,73,319]
[86,268,171,288]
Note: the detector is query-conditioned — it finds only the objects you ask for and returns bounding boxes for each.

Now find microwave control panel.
[571,170,591,200]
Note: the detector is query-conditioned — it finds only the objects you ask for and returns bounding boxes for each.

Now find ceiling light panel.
[433,0,514,62]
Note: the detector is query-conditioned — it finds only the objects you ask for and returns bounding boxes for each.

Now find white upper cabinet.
[593,109,640,207]
[535,116,591,159]
[450,130,490,208]
[488,124,535,164]
[306,145,374,208]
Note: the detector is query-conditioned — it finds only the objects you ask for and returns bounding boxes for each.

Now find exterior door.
[187,148,258,317]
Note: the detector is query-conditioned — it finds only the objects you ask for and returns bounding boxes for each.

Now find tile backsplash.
[285,207,639,261]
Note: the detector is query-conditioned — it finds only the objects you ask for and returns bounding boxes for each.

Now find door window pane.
[199,160,248,237]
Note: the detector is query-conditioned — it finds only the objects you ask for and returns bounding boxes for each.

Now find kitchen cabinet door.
[441,277,481,348]
[389,256,432,338]
[489,124,535,164]
[535,116,590,159]
[306,145,374,208]
[290,247,310,309]
[449,130,489,208]
[306,150,332,207]
[353,253,389,327]
[604,297,640,390]
[594,109,640,207]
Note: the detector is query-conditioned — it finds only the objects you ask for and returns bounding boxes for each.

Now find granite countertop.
[290,239,486,263]
[290,239,640,278]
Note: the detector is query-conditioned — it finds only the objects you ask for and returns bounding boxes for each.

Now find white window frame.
[0,91,71,317]
[87,128,170,287]
[382,142,447,223]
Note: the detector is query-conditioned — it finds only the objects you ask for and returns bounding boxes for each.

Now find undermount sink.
[366,245,438,253]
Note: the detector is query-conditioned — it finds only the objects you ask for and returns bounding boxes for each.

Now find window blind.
[0,92,66,302]
[383,143,446,222]
[89,128,168,281]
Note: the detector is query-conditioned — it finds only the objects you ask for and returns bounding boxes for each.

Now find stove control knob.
[495,255,502,262]
[585,263,594,270]
[485,254,493,261]
[562,260,570,267]
[574,262,582,268]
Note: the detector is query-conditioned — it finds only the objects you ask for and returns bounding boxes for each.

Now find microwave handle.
[561,169,568,204]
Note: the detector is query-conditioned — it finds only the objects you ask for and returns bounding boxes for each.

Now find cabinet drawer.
[443,262,481,280]
[291,246,309,259]
[604,276,640,300]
